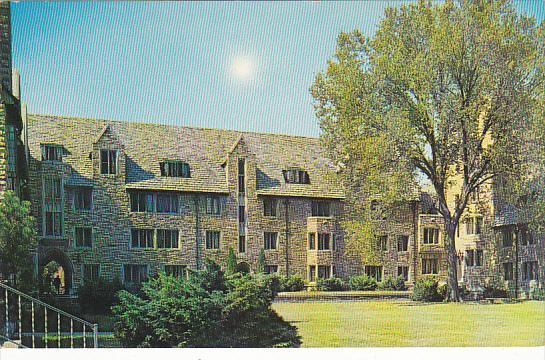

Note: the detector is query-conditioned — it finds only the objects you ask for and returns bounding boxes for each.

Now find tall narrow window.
[475,249,483,267]
[377,235,388,251]
[100,149,118,175]
[501,228,514,248]
[503,262,514,280]
[238,158,245,193]
[264,232,278,250]
[308,233,316,250]
[397,266,409,281]
[43,177,63,237]
[238,235,246,253]
[397,235,409,252]
[263,198,277,217]
[206,196,221,215]
[206,231,220,249]
[73,187,92,211]
[308,265,316,282]
[465,250,475,267]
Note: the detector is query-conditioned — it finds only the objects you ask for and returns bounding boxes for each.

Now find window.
[264,265,278,274]
[422,258,439,274]
[131,229,154,248]
[156,193,179,214]
[332,234,339,251]
[501,228,513,248]
[238,235,246,253]
[206,196,221,215]
[164,265,187,278]
[423,228,439,245]
[263,198,277,217]
[523,261,539,281]
[318,233,331,250]
[466,217,483,235]
[239,205,245,223]
[377,235,388,251]
[100,149,118,175]
[238,159,245,193]
[475,249,483,267]
[123,264,148,284]
[73,187,92,211]
[309,265,316,282]
[130,192,155,213]
[42,144,63,162]
[160,161,190,178]
[317,265,331,279]
[43,177,63,237]
[206,231,220,249]
[520,227,535,246]
[264,232,278,250]
[83,264,100,283]
[75,227,92,248]
[6,126,16,176]
[311,201,330,217]
[503,262,514,280]
[283,169,310,184]
[308,233,316,250]
[398,266,409,281]
[397,235,409,252]
[465,250,475,267]
[157,229,179,249]
[365,266,383,282]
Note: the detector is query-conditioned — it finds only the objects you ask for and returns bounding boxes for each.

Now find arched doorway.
[235,262,251,274]
[39,249,74,295]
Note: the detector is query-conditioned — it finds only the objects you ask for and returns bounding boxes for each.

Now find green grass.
[272,300,545,347]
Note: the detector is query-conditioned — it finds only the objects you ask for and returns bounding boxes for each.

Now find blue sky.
[11,1,544,137]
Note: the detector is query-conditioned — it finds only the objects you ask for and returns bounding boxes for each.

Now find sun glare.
[230,55,255,82]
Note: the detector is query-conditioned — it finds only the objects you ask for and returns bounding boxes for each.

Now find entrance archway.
[40,249,74,295]
[235,262,251,274]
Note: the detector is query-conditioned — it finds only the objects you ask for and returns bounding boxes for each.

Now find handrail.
[0,281,95,328]
[0,334,28,348]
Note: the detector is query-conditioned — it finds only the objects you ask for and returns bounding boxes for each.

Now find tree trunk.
[444,221,461,302]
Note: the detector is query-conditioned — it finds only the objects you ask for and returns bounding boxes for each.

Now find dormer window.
[100,149,118,175]
[160,161,190,178]
[42,144,64,162]
[283,168,309,184]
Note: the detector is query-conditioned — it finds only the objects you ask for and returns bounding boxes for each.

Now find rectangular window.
[45,211,63,237]
[283,169,310,184]
[130,192,155,212]
[264,265,278,274]
[206,231,220,249]
[365,266,383,282]
[475,249,483,267]
[75,227,92,248]
[311,201,330,217]
[238,235,246,253]
[466,217,483,235]
[317,265,331,279]
[378,235,388,251]
[317,233,331,250]
[397,235,409,252]
[309,265,316,282]
[520,227,535,246]
[332,234,339,251]
[238,158,245,193]
[160,161,190,178]
[264,232,278,250]
[100,149,118,175]
[73,187,92,211]
[131,229,154,248]
[423,228,439,245]
[156,192,179,214]
[238,205,245,223]
[157,229,179,249]
[503,262,514,281]
[42,144,63,162]
[83,264,100,283]
[465,250,475,267]
[123,264,148,284]
[397,266,409,281]
[164,265,187,278]
[308,233,316,250]
[422,258,439,275]
[263,198,277,217]
[206,196,221,215]
[523,261,539,281]
[502,228,513,248]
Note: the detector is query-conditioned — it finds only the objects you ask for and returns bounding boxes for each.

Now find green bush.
[78,278,124,314]
[112,260,301,347]
[280,275,306,292]
[411,276,443,302]
[482,285,509,298]
[377,275,407,291]
[316,277,347,291]
[348,274,377,291]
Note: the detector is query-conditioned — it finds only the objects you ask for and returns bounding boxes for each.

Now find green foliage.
[348,274,377,291]
[0,191,37,287]
[378,275,407,291]
[78,278,124,314]
[279,275,306,292]
[482,286,510,299]
[256,248,266,274]
[411,277,443,302]
[316,277,347,291]
[225,247,237,275]
[112,260,300,348]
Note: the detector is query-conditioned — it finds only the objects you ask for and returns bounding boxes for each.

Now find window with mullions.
[263,198,277,217]
[317,233,331,250]
[264,232,278,250]
[523,261,539,281]
[100,149,118,175]
[397,235,409,252]
[365,266,383,282]
[123,264,148,284]
[311,201,330,217]
[131,228,154,248]
[422,258,439,274]
[206,196,221,215]
[466,216,483,235]
[75,227,92,248]
[238,158,245,193]
[160,161,190,178]
[308,233,316,250]
[264,265,278,274]
[42,144,64,162]
[83,264,100,283]
[73,187,92,211]
[501,228,514,248]
[398,266,409,281]
[520,227,535,246]
[164,265,188,278]
[157,229,179,249]
[130,192,155,212]
[206,231,220,249]
[283,168,310,184]
[377,235,388,251]
[43,177,63,237]
[423,228,439,245]
[156,193,179,213]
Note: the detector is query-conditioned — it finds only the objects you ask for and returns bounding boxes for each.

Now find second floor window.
[423,228,439,245]
[131,228,154,248]
[311,201,330,217]
[206,231,220,249]
[308,233,316,250]
[100,149,118,175]
[397,235,409,252]
[318,233,331,250]
[130,192,155,213]
[377,235,388,251]
[422,258,439,274]
[83,264,100,283]
[501,228,514,248]
[263,198,277,217]
[43,177,63,237]
[466,216,483,235]
[157,229,179,249]
[206,196,221,215]
[160,161,190,178]
[42,144,63,162]
[75,227,92,248]
[264,232,278,250]
[156,193,179,214]
[123,264,148,284]
[465,250,475,267]
[520,227,535,246]
[73,187,92,211]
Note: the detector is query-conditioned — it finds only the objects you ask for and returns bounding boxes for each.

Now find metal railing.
[0,281,98,348]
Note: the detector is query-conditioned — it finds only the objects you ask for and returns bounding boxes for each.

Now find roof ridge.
[28,113,321,141]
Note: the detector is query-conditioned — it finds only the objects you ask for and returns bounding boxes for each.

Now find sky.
[11,1,545,138]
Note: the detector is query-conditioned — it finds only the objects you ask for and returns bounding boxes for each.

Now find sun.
[230,55,255,82]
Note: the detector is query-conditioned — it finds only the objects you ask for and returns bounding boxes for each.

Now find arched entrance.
[235,262,251,274]
[39,249,74,295]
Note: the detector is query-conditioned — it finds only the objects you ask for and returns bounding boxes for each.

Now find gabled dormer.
[283,167,310,184]
[92,124,126,179]
[41,143,66,162]
[160,160,191,178]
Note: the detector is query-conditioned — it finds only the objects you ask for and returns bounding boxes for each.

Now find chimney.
[12,67,19,99]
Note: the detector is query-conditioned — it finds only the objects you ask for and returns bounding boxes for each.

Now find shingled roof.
[26,114,345,199]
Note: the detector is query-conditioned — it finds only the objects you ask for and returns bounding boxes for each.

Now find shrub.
[78,278,124,314]
[279,275,306,292]
[348,274,377,291]
[411,276,443,302]
[316,277,346,291]
[112,260,301,347]
[482,286,509,298]
[378,275,407,291]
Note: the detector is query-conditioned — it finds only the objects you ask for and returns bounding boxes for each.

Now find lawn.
[272,300,545,347]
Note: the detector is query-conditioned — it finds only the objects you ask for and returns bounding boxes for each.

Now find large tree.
[312,0,544,301]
